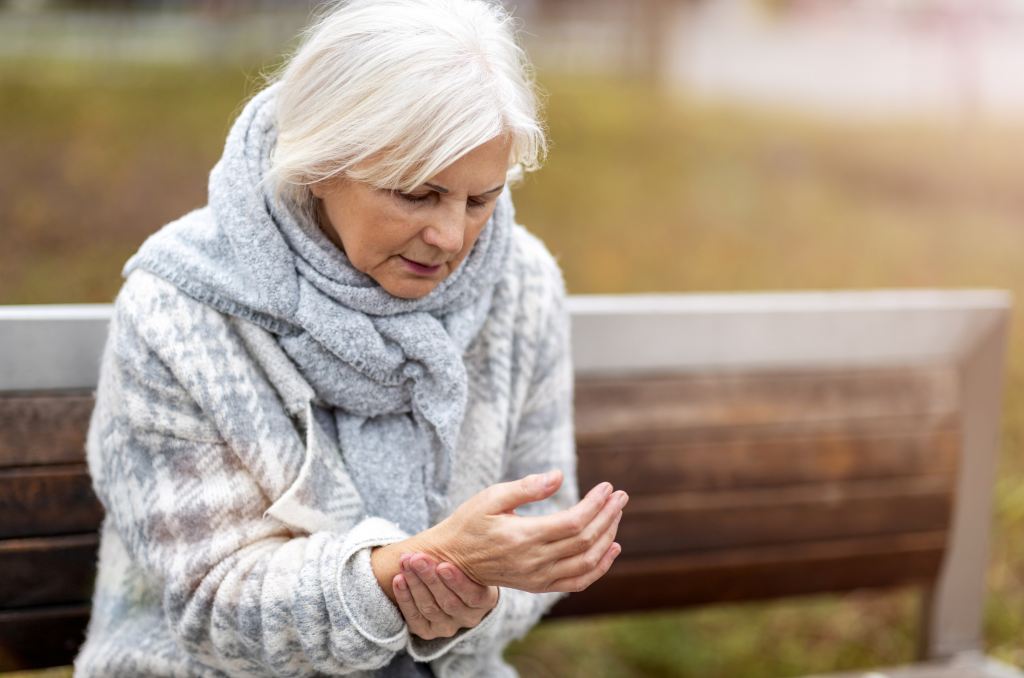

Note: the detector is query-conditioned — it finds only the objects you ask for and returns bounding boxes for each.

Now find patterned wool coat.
[74,226,577,678]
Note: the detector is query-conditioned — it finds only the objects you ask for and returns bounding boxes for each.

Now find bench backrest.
[0,291,1010,671]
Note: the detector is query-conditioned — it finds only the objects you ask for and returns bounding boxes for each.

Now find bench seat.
[0,291,1016,675]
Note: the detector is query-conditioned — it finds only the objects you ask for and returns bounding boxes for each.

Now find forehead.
[424,137,512,188]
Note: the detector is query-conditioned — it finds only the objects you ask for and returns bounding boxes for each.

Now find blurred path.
[667,0,1024,120]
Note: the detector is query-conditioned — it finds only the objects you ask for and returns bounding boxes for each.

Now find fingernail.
[542,470,558,489]
[619,493,628,509]
[412,558,429,574]
[613,543,622,557]
[602,483,612,498]
[396,579,408,592]
[439,567,454,581]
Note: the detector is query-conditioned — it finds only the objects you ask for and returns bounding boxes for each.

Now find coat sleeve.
[87,272,411,677]
[423,243,580,675]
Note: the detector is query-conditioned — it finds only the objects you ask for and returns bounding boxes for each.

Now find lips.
[400,256,443,276]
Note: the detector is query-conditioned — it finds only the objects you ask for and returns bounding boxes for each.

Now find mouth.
[399,256,444,276]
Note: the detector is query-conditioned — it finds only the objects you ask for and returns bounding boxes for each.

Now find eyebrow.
[423,183,505,195]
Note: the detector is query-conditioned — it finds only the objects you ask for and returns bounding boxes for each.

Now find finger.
[524,483,618,543]
[548,542,621,594]
[547,509,621,582]
[437,562,495,609]
[408,554,470,620]
[393,574,430,635]
[401,556,447,623]
[547,490,626,559]
[482,470,563,514]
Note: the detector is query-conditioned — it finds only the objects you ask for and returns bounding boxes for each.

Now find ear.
[309,181,326,199]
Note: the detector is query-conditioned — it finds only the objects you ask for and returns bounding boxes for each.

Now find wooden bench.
[0,290,1017,677]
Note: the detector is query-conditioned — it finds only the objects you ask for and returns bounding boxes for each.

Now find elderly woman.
[74,0,626,676]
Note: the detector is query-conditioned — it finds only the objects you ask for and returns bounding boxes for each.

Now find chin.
[382,278,442,300]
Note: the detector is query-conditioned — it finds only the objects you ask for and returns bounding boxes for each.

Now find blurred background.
[5,0,1024,675]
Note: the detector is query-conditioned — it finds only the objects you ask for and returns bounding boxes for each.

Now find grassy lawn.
[4,59,1024,676]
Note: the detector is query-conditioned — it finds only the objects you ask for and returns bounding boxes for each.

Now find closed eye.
[395,191,431,204]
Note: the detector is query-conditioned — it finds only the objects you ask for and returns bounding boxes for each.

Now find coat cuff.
[336,517,411,651]
[406,586,507,662]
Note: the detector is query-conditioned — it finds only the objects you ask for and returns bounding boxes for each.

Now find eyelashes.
[394,191,488,209]
[396,191,430,204]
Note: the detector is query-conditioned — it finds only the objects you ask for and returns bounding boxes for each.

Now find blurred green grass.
[5,60,1024,677]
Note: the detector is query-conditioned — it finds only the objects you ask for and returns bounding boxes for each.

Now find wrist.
[416,519,458,565]
[369,526,450,603]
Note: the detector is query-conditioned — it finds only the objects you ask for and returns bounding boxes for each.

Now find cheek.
[464,210,494,249]
[332,199,407,264]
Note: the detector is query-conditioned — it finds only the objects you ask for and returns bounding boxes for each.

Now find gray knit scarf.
[124,84,514,536]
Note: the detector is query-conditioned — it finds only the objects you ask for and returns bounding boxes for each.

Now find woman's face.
[311,137,511,299]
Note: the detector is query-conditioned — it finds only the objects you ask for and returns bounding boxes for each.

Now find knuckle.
[441,599,462,615]
[479,486,499,506]
[573,579,593,593]
[564,514,584,534]
[519,477,533,493]
[421,605,441,619]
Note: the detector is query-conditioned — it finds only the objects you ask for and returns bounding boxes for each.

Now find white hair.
[266,0,546,207]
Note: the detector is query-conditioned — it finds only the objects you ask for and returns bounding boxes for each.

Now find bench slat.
[0,394,93,468]
[575,368,959,445]
[0,465,104,539]
[578,425,959,494]
[549,531,946,617]
[615,476,952,557]
[807,656,1024,677]
[0,604,91,672]
[0,534,100,609]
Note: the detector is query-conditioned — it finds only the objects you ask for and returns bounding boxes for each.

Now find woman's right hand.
[392,553,498,640]
[427,470,626,593]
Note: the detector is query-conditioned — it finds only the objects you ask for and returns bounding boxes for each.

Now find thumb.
[484,470,562,514]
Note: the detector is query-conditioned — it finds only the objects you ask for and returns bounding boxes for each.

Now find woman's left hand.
[393,553,498,640]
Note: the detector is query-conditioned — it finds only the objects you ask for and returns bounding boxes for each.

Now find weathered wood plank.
[575,368,959,446]
[0,604,91,671]
[549,532,947,617]
[578,426,960,494]
[0,394,93,467]
[0,465,103,539]
[0,534,99,609]
[614,476,954,557]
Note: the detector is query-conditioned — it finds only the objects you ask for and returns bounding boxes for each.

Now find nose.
[421,203,465,254]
